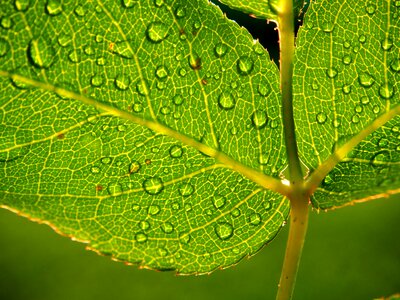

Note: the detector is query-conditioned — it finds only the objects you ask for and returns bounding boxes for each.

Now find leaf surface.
[0,0,289,273]
[294,0,400,209]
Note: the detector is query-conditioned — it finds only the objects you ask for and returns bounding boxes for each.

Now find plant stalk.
[278,0,303,184]
[276,193,309,300]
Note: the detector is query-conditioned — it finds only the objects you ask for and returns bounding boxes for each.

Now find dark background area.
[1,2,399,300]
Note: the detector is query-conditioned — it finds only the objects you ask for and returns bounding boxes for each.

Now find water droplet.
[251,110,268,129]
[46,0,62,15]
[136,80,148,96]
[154,0,164,7]
[0,17,13,29]
[173,94,184,106]
[171,202,180,210]
[343,41,351,49]
[184,204,192,212]
[390,59,400,72]
[178,183,194,197]
[129,161,141,174]
[354,105,363,113]
[212,195,226,209]
[90,166,100,174]
[311,80,319,90]
[160,105,170,114]
[174,6,185,18]
[358,34,366,43]
[108,182,123,195]
[323,174,333,186]
[392,125,400,133]
[169,145,183,158]
[249,213,262,225]
[122,0,136,8]
[178,67,187,77]
[132,204,141,212]
[381,37,393,51]
[358,73,375,87]
[371,151,390,167]
[135,233,148,243]
[68,50,80,63]
[378,138,389,148]
[146,22,168,43]
[114,73,130,90]
[231,208,241,218]
[84,46,94,56]
[161,222,174,234]
[326,67,338,79]
[148,204,161,215]
[101,157,112,164]
[351,114,360,123]
[96,57,106,66]
[0,38,9,57]
[342,84,351,94]
[218,92,235,110]
[91,74,104,87]
[342,55,352,65]
[143,177,164,195]
[237,56,254,75]
[365,4,376,14]
[230,126,238,135]
[155,65,169,80]
[188,53,201,70]
[139,220,150,230]
[113,41,134,59]
[264,201,272,211]
[316,112,327,124]
[15,0,30,11]
[132,103,143,113]
[360,96,370,105]
[322,22,334,33]
[258,83,270,96]
[28,38,55,68]
[379,83,394,99]
[373,105,381,114]
[74,5,85,17]
[215,222,233,240]
[179,233,191,244]
[214,43,228,58]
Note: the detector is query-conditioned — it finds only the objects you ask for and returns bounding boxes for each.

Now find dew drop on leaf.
[161,222,174,234]
[155,65,169,80]
[0,17,13,30]
[231,208,241,217]
[379,83,394,99]
[371,151,390,167]
[390,59,400,72]
[113,41,134,59]
[342,55,352,65]
[169,145,183,158]
[68,50,80,63]
[174,6,185,18]
[28,38,55,68]
[14,0,30,11]
[136,80,149,95]
[214,43,228,58]
[326,67,338,79]
[358,73,375,87]
[91,74,104,87]
[108,182,123,195]
[179,233,191,244]
[114,73,131,90]
[172,94,184,106]
[342,84,351,94]
[373,105,381,114]
[0,38,9,57]
[237,56,254,75]
[381,37,393,51]
[377,138,389,148]
[178,183,194,197]
[188,53,201,70]
[251,110,268,129]
[316,112,327,124]
[354,105,363,113]
[74,5,85,17]
[146,22,168,43]
[360,96,370,105]
[351,114,360,123]
[258,82,270,96]
[249,213,262,225]
[101,157,111,164]
[358,34,366,43]
[46,0,63,15]
[322,22,335,33]
[264,201,272,211]
[365,4,376,14]
[139,220,150,230]
[154,0,163,7]
[215,222,234,240]
[129,161,141,174]
[148,204,161,215]
[218,92,235,110]
[212,195,226,209]
[143,177,164,195]
[184,203,192,212]
[90,166,100,174]
[122,0,136,8]
[135,233,148,243]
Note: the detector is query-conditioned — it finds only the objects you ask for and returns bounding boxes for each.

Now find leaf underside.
[294,0,400,209]
[0,0,289,274]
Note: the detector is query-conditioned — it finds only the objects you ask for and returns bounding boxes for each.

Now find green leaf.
[294,0,400,209]
[216,0,305,20]
[0,0,289,273]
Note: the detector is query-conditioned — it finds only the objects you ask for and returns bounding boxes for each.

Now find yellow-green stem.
[276,193,309,300]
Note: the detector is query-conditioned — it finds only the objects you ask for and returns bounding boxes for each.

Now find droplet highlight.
[143,177,164,195]
[215,222,233,240]
[146,22,169,43]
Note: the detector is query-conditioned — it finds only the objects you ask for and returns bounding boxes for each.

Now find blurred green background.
[1,196,399,300]
[1,2,399,300]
